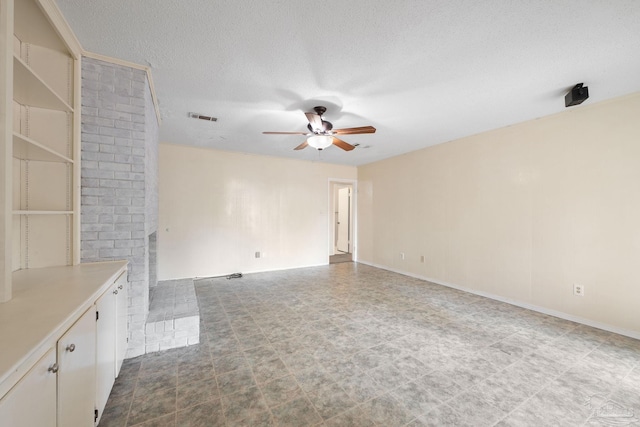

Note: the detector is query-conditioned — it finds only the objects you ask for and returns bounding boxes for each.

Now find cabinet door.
[58,306,97,427]
[115,273,128,377]
[95,283,117,424]
[0,348,57,427]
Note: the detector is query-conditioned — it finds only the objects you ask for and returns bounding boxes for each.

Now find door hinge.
[96,311,99,321]
[94,409,98,423]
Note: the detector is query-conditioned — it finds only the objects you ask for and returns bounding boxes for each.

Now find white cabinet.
[0,262,127,427]
[0,347,57,427]
[1,308,101,427]
[58,306,97,427]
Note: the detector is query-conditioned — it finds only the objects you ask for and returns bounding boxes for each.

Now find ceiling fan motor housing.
[307,120,333,133]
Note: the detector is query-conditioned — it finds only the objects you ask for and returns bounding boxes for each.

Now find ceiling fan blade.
[263,131,309,135]
[332,126,376,135]
[293,141,308,150]
[305,112,324,131]
[332,137,355,151]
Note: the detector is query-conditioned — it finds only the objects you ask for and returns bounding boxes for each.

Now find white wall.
[158,144,356,280]
[357,93,640,337]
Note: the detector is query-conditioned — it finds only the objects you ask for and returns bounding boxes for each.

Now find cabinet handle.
[118,284,123,290]
[66,343,76,352]
[48,363,59,374]
[113,289,118,295]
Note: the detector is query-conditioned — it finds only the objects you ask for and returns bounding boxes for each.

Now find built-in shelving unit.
[0,0,82,302]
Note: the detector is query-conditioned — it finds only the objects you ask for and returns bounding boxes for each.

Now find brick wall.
[80,57,159,358]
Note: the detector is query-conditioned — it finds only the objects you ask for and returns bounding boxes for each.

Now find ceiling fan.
[263,106,376,151]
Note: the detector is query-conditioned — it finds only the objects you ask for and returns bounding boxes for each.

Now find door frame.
[328,178,357,262]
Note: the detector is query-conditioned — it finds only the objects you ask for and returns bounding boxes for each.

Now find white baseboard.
[357,260,640,341]
[191,262,330,281]
[239,262,330,276]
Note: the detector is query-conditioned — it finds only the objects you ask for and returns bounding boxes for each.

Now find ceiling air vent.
[188,112,218,122]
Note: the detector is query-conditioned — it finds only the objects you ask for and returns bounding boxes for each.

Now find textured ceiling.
[56,0,640,166]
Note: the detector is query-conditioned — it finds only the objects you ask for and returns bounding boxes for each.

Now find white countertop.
[0,261,128,397]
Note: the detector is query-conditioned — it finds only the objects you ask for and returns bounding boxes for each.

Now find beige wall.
[158,144,356,280]
[357,93,640,337]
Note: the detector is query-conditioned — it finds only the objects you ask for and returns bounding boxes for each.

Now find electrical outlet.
[255,251,261,258]
[420,255,425,263]
[400,252,405,260]
[573,284,584,297]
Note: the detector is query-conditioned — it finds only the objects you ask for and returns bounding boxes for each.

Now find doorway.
[329,181,355,264]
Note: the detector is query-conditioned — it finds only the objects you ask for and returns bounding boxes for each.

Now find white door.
[58,307,97,427]
[336,187,350,253]
[95,284,117,424]
[0,348,57,427]
[115,273,128,377]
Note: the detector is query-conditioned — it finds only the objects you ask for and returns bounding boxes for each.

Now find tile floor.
[99,263,640,426]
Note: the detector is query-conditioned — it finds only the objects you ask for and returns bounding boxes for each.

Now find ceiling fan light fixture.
[307,135,333,150]
[264,106,374,152]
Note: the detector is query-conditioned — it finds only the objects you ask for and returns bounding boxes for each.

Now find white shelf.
[13,132,73,163]
[13,55,73,112]
[13,211,74,215]
[13,0,71,54]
